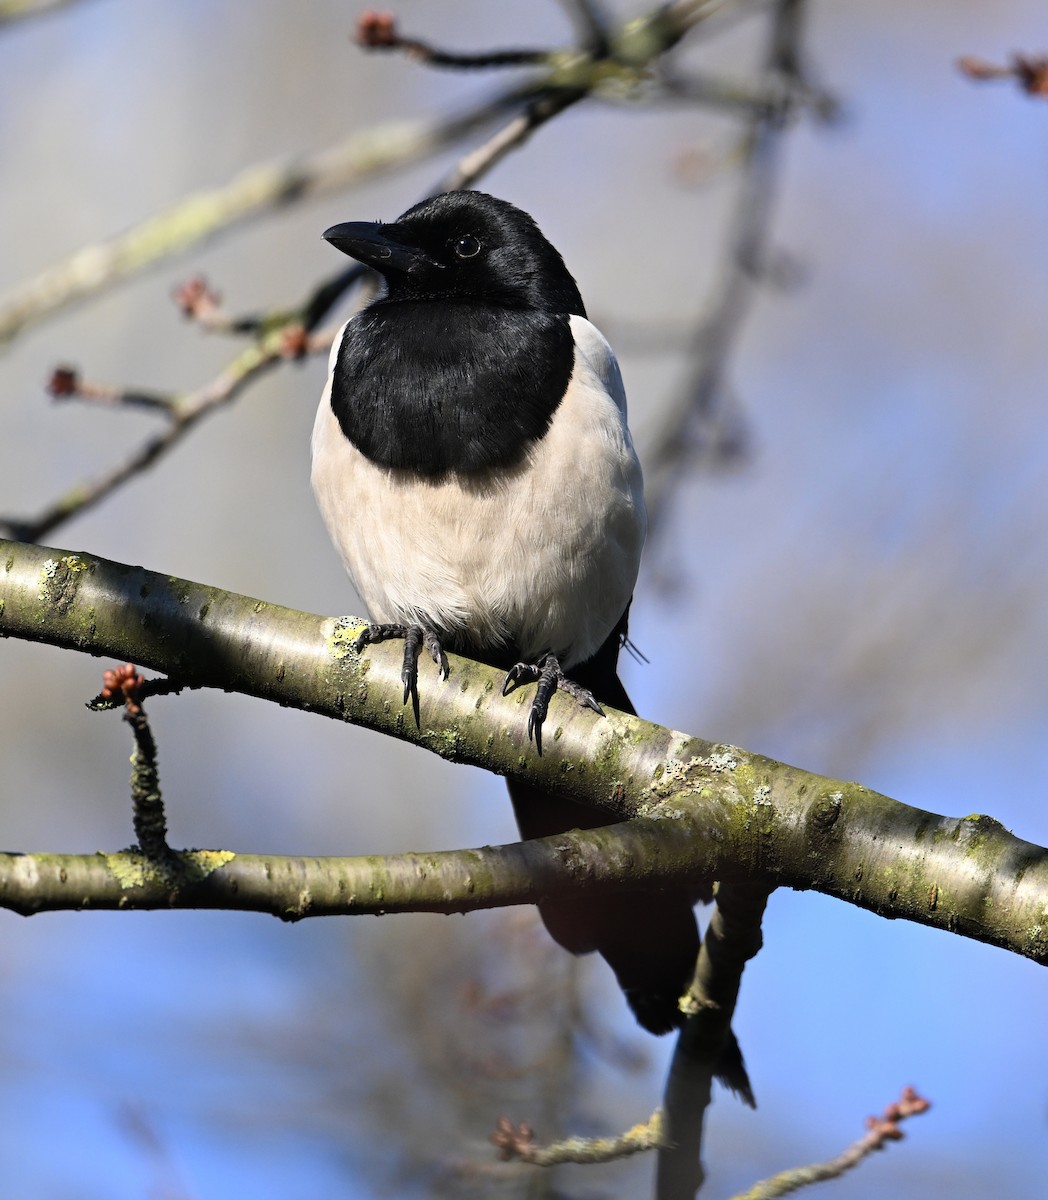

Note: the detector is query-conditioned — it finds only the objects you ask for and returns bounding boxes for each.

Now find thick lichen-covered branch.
[1,537,1047,967]
[0,818,715,919]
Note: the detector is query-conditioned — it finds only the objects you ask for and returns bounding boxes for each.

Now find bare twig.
[0,100,506,348]
[0,332,299,542]
[46,364,175,415]
[728,1088,932,1200]
[172,274,268,336]
[356,9,552,70]
[436,88,587,193]
[957,53,1048,99]
[97,663,176,866]
[491,1110,662,1166]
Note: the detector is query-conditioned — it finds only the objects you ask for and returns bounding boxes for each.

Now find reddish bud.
[489,1116,536,1160]
[47,365,79,398]
[356,10,398,48]
[100,663,146,714]
[173,274,220,318]
[1013,54,1048,96]
[280,324,309,360]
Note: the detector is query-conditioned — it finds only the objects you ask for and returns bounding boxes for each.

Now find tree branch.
[656,883,768,1198]
[0,100,506,348]
[0,0,728,350]
[492,1109,662,1166]
[1,537,1046,968]
[0,333,291,543]
[728,1088,931,1200]
[647,0,826,519]
[0,0,89,24]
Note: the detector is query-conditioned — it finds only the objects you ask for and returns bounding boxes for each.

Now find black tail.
[505,629,753,1101]
[508,773,700,1036]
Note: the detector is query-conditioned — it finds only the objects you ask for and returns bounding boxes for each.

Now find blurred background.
[1,2,1046,1197]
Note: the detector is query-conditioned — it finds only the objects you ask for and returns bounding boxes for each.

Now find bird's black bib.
[330,301,575,476]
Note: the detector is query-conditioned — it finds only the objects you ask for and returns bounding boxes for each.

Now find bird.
[311,190,751,1100]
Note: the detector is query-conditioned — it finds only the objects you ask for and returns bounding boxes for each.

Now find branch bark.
[1,537,1046,969]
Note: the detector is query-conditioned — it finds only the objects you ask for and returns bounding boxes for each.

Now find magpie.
[311,190,750,1097]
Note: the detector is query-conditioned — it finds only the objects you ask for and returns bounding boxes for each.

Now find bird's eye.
[453,235,481,259]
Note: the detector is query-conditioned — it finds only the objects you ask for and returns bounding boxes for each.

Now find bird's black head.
[323,192,588,476]
[323,190,586,318]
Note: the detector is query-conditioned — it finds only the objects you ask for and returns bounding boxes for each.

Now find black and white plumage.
[313,307,642,675]
[310,190,750,1092]
[312,192,643,679]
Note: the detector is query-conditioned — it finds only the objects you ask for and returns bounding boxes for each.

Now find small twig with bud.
[728,1088,932,1200]
[957,53,1048,99]
[355,10,551,70]
[172,275,265,335]
[88,667,187,713]
[96,662,148,715]
[1,321,309,543]
[96,664,178,866]
[47,365,175,416]
[491,1110,661,1167]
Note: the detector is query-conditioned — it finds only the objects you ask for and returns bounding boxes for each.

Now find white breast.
[310,314,645,667]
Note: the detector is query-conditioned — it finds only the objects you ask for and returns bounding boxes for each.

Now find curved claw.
[424,629,450,681]
[349,621,450,716]
[559,679,605,717]
[502,661,539,697]
[503,653,605,752]
[400,626,424,705]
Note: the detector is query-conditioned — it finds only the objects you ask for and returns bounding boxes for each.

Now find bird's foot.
[502,653,604,751]
[351,622,449,711]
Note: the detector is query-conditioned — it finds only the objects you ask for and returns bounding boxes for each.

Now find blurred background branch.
[0,0,833,548]
[0,0,90,25]
[0,0,819,350]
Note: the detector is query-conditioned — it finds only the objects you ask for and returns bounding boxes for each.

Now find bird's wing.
[569,314,629,420]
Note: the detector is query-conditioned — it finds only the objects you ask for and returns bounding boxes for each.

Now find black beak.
[322,221,440,274]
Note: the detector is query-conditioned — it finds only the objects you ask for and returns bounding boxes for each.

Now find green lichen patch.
[326,614,369,663]
[181,849,236,879]
[101,847,235,891]
[957,814,1010,853]
[38,554,93,616]
[102,850,152,889]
